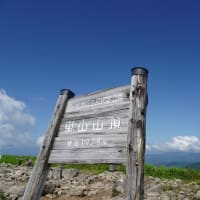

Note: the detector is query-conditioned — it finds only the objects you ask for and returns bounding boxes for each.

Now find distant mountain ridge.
[186,162,200,170]
[145,152,200,169]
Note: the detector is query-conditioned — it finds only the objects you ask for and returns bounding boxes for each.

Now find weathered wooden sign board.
[23,67,148,200]
[49,85,129,164]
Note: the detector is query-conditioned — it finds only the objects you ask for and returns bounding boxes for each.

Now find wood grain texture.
[47,86,130,165]
[51,133,127,150]
[126,69,148,200]
[48,148,126,164]
[66,85,130,113]
[64,102,129,119]
[23,90,74,200]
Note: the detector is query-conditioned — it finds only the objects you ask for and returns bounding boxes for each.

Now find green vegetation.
[59,163,109,174]
[0,155,36,165]
[145,163,200,181]
[187,162,200,171]
[162,185,174,192]
[0,192,7,200]
[59,163,125,174]
[1,155,200,181]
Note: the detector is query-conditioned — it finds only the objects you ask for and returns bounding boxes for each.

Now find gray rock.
[159,194,170,200]
[1,164,200,200]
[69,185,86,196]
[7,185,25,196]
[147,183,163,193]
[62,168,79,179]
[42,181,59,195]
[9,194,18,200]
[0,182,10,192]
[90,181,105,189]
[48,167,62,180]
[114,177,126,194]
[193,190,200,199]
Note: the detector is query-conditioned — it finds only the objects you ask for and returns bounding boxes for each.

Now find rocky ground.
[0,163,200,200]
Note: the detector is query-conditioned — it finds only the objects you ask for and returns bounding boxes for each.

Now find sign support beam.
[127,67,148,200]
[22,89,74,200]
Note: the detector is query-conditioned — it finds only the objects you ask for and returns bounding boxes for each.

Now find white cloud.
[37,135,44,146]
[146,144,162,151]
[147,136,200,152]
[0,89,36,149]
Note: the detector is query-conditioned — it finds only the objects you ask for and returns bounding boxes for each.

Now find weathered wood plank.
[48,148,126,164]
[64,102,129,119]
[63,108,129,121]
[126,67,148,200]
[52,133,127,150]
[56,132,127,140]
[66,85,130,113]
[58,128,128,136]
[22,89,75,200]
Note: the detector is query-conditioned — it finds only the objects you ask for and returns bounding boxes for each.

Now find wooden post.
[23,89,74,200]
[127,67,148,200]
[109,164,116,172]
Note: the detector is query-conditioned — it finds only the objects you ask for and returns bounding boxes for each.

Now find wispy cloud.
[0,89,35,150]
[36,135,44,146]
[147,136,200,152]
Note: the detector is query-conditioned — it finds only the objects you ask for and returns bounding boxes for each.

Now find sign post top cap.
[131,67,148,76]
[60,89,75,97]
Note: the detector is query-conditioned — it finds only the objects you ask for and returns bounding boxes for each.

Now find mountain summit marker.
[23,67,148,200]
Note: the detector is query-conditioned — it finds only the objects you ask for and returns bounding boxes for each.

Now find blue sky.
[0,0,200,155]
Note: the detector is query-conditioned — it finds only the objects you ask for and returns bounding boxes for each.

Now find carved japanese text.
[64,116,121,134]
[67,93,125,112]
[65,137,107,148]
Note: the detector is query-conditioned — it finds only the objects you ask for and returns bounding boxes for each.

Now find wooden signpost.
[23,67,148,200]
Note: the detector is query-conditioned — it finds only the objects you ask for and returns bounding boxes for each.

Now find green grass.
[1,155,200,181]
[59,163,110,174]
[0,192,7,200]
[144,163,200,181]
[0,154,36,165]
[187,162,200,171]
[59,163,125,174]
